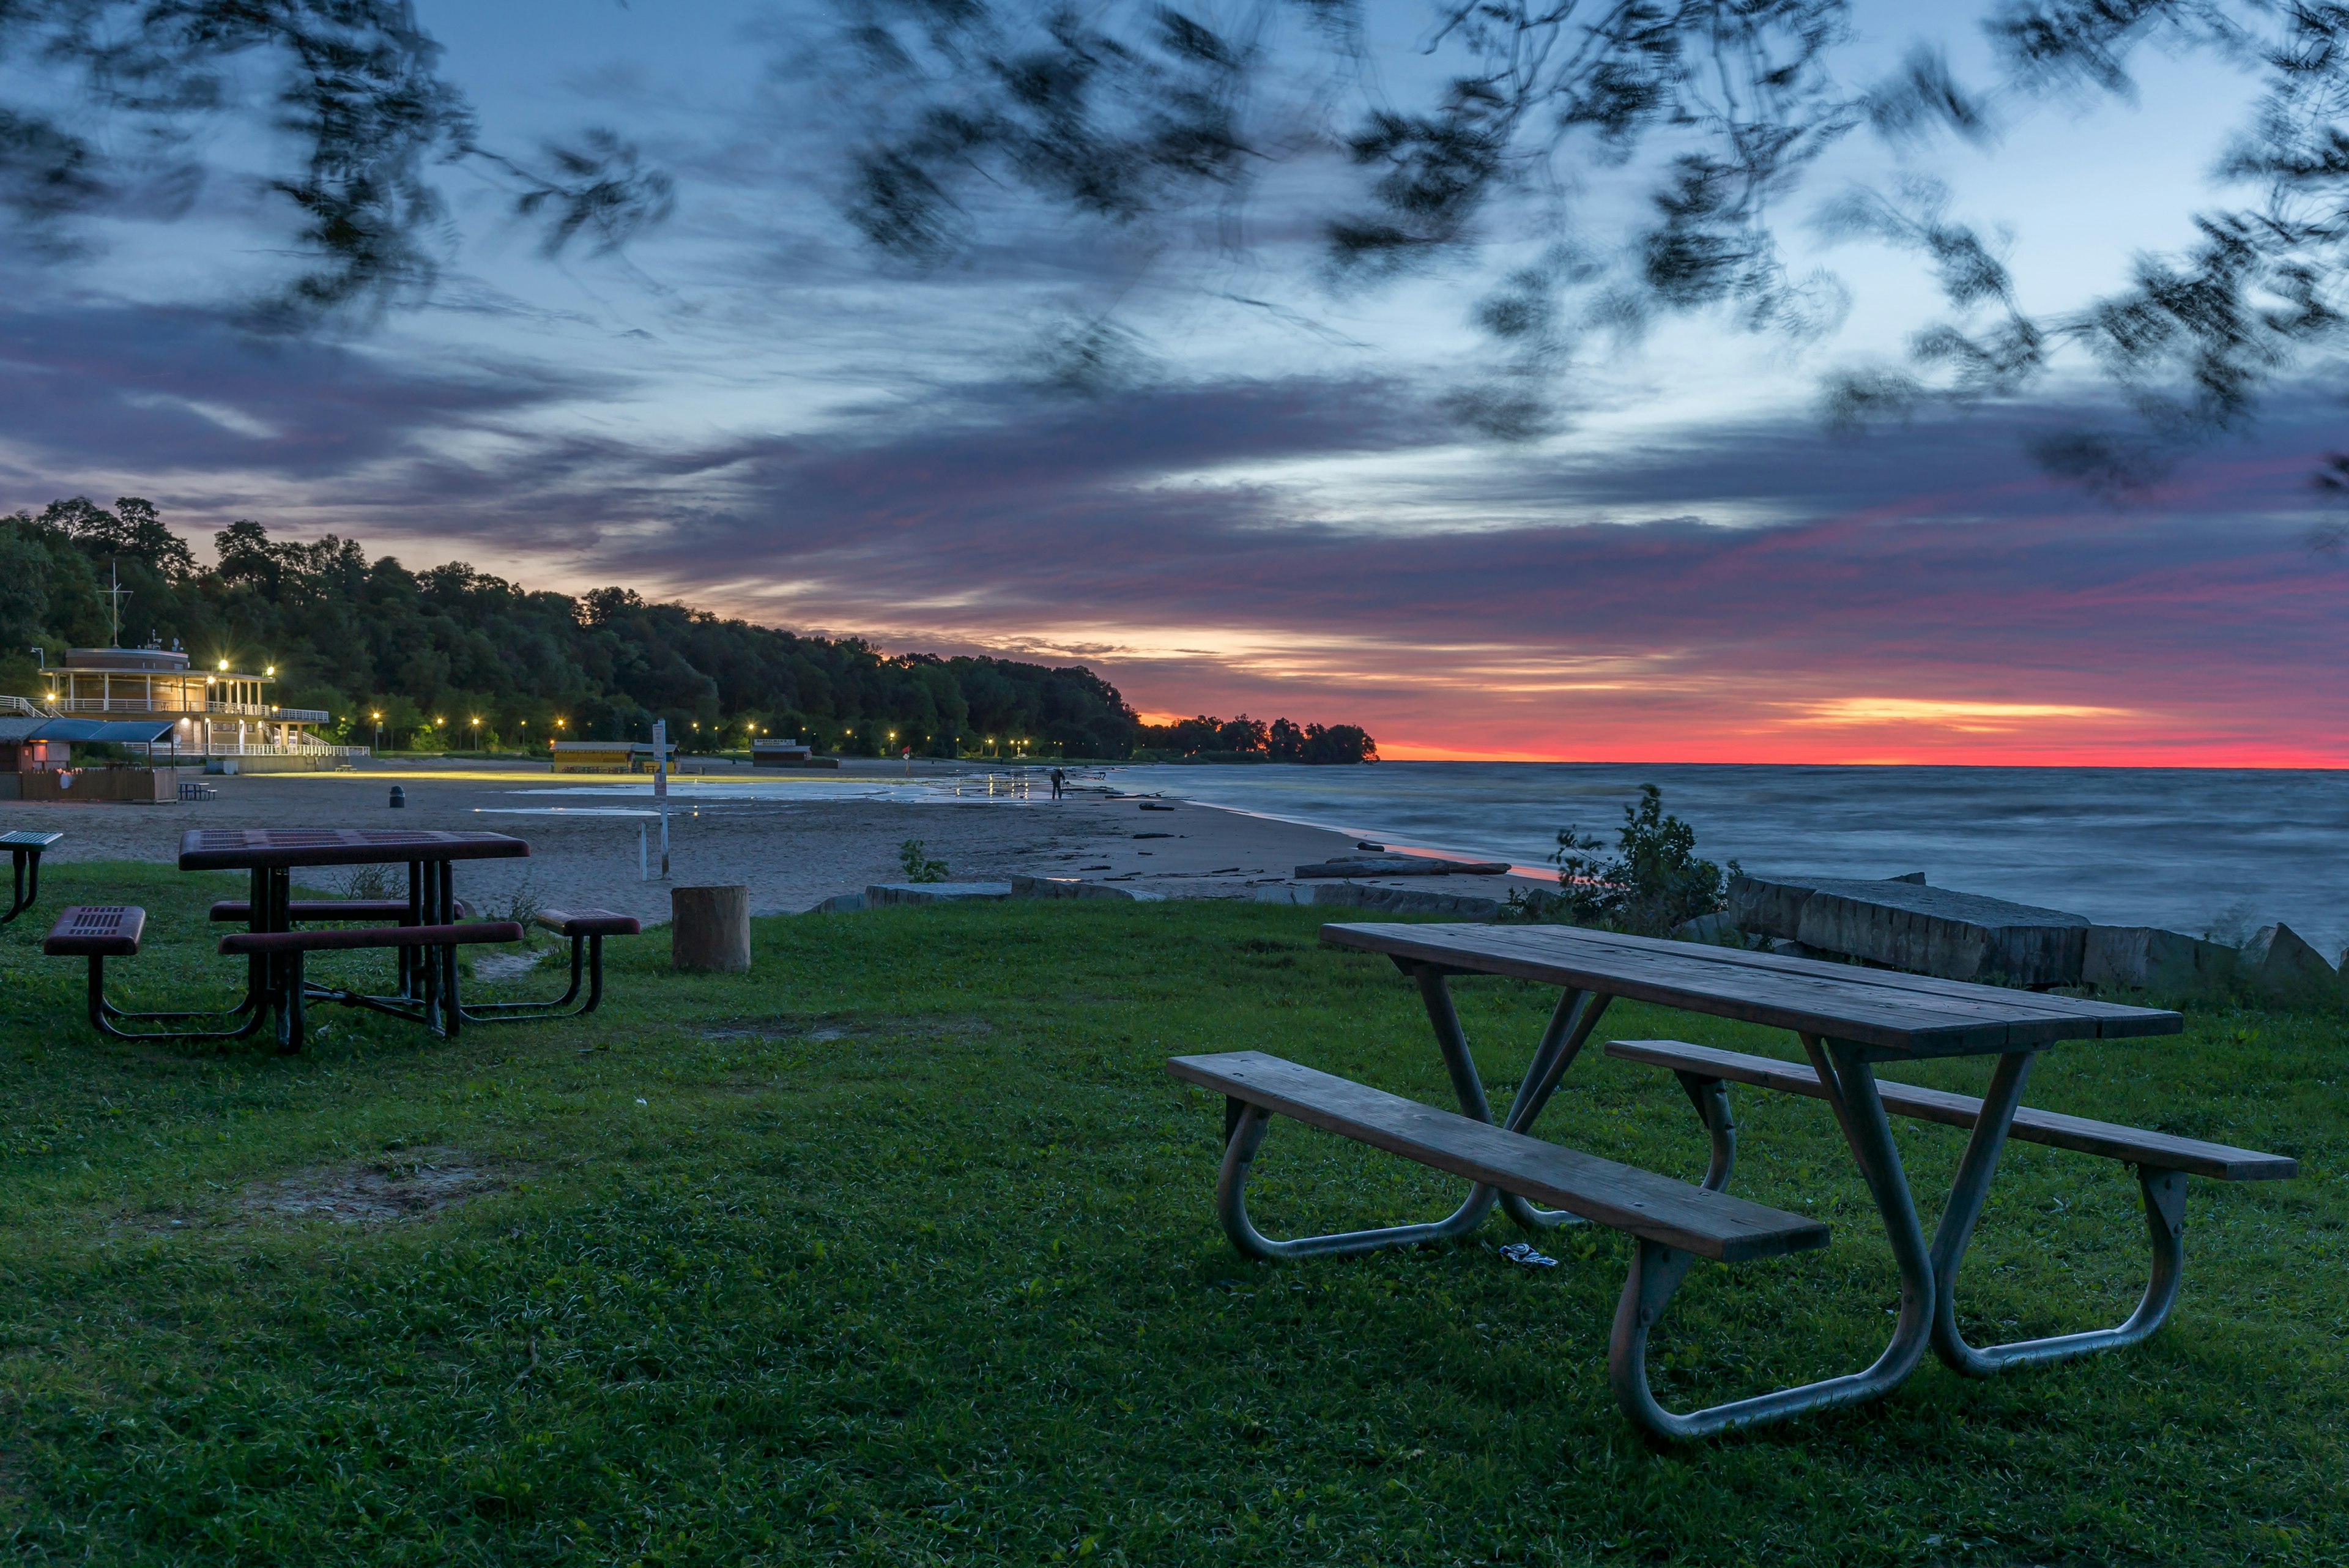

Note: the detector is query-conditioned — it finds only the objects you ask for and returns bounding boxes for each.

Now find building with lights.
[31,645,365,762]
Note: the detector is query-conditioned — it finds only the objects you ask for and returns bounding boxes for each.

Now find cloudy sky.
[2,0,2344,764]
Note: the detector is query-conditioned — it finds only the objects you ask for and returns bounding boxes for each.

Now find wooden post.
[671,884,751,972]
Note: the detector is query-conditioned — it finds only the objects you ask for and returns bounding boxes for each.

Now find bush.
[1547,784,1735,936]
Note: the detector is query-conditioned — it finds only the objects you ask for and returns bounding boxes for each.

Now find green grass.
[0,861,2340,1566]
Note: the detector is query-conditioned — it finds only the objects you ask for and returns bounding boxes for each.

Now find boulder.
[1728,873,2088,986]
[864,882,1013,905]
[1310,883,1501,919]
[2082,925,2238,994]
[1011,874,1157,901]
[2241,923,2336,1006]
[1671,911,1742,945]
[806,891,867,915]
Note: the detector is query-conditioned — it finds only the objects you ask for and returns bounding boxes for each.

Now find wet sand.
[9,759,1548,921]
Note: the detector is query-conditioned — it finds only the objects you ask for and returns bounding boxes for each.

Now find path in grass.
[0,863,2340,1566]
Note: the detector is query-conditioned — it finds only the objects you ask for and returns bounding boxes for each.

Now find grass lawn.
[0,861,2341,1566]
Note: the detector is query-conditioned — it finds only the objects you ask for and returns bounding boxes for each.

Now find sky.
[1,0,2345,765]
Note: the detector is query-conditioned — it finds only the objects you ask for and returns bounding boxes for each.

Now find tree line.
[0,498,1376,762]
[1135,714,1377,765]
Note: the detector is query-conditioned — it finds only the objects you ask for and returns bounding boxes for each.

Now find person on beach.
[1050,767,1066,799]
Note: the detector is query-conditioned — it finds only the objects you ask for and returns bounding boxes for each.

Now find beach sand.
[9,759,1549,921]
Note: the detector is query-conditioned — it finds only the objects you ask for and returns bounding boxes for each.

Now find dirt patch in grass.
[243,1148,519,1224]
[470,951,547,983]
[700,1014,992,1044]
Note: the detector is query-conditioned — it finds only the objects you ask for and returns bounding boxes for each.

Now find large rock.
[1728,873,2090,986]
[1671,911,1742,945]
[2082,925,2238,994]
[864,882,1013,905]
[1010,875,1163,902]
[1310,883,1501,918]
[2241,923,2336,1006]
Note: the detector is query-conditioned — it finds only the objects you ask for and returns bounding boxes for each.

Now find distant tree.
[1217,715,1269,754]
[1298,723,1378,765]
[10,497,1182,757]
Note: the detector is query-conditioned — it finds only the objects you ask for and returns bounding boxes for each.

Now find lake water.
[1106,762,2349,957]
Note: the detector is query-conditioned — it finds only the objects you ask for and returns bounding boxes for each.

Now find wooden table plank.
[1503,923,2159,1024]
[1605,1039,2298,1181]
[1168,1051,1830,1261]
[178,828,530,871]
[1319,923,2181,1057]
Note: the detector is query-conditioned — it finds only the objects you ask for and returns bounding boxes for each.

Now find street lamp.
[371,710,382,751]
[470,716,480,749]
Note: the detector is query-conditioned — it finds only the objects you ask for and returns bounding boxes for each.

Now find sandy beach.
[6,759,1549,921]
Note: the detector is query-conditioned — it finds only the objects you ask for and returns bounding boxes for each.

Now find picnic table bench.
[0,830,62,923]
[1168,921,2290,1441]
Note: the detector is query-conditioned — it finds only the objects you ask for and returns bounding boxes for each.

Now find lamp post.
[372,710,382,752]
[470,716,481,751]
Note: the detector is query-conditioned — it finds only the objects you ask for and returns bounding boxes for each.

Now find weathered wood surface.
[1604,1038,2297,1181]
[1167,1050,1828,1261]
[670,884,752,972]
[1294,856,1512,879]
[1318,921,2181,1057]
[1727,873,2090,986]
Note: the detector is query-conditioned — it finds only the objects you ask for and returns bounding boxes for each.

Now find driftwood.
[671,884,751,972]
[1295,856,1510,879]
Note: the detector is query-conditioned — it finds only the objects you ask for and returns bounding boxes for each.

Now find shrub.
[1548,784,1735,936]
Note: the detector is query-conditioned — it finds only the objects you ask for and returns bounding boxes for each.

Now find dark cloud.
[2,299,2342,760]
[0,300,625,485]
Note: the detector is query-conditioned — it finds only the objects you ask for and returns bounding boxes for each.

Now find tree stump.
[671,885,751,972]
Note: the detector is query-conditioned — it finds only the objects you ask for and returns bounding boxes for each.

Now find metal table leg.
[1608,1036,1943,1441]
[1213,965,1508,1260]
[2,847,37,923]
[1491,987,1614,1229]
[437,860,461,1038]
[1926,1054,2185,1373]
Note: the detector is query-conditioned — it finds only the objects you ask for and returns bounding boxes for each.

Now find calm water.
[1107,763,2349,956]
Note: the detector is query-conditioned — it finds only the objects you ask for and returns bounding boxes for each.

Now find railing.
[195,741,371,759]
[48,697,330,722]
[0,695,57,719]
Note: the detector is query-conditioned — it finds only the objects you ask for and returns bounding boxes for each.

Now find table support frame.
[1214,969,1620,1260]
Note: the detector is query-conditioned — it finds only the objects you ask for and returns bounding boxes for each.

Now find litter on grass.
[1497,1242,1558,1268]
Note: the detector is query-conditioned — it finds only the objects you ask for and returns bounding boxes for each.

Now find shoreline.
[5,760,1553,922]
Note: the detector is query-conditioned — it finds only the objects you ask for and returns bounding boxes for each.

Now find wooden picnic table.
[1173,920,2208,1441]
